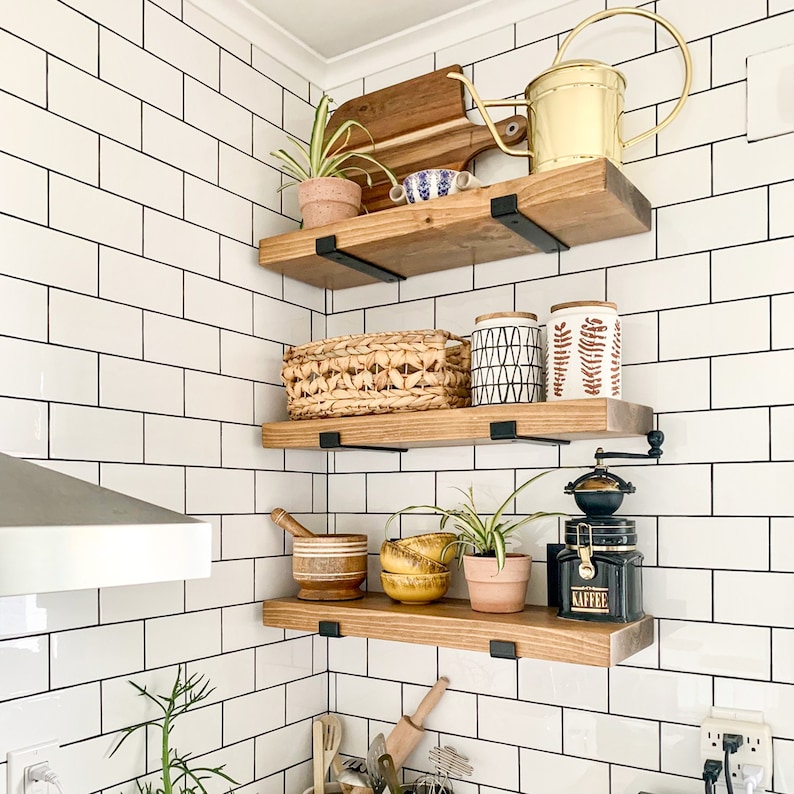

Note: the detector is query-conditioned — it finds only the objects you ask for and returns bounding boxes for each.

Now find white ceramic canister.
[545,301,621,400]
[471,312,543,406]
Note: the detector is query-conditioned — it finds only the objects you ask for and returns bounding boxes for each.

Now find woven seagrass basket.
[282,329,471,419]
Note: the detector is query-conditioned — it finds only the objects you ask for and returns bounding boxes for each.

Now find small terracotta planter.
[463,553,532,613]
[297,177,362,229]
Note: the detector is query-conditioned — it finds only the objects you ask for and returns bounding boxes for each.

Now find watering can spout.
[447,72,533,158]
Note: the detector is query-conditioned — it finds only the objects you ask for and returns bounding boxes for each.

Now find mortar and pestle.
[270,508,368,601]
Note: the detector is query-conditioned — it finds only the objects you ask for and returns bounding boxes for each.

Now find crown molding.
[189,0,571,89]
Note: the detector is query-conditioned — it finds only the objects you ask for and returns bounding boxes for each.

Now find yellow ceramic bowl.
[381,571,450,604]
[395,532,457,565]
[380,540,447,575]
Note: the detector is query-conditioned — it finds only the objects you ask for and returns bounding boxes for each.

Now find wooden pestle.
[270,507,316,538]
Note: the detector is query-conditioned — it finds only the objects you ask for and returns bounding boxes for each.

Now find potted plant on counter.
[111,666,237,794]
[271,93,397,229]
[386,471,565,613]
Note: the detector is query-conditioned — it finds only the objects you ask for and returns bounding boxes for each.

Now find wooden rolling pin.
[270,507,316,538]
[385,677,448,769]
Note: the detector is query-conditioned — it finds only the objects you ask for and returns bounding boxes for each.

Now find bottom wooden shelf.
[262,593,654,668]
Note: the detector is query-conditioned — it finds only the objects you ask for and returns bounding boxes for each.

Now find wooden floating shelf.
[258,158,651,290]
[262,398,653,450]
[262,593,654,667]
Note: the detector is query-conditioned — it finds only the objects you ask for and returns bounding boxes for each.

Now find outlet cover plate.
[747,44,794,141]
[700,708,773,792]
[6,741,60,794]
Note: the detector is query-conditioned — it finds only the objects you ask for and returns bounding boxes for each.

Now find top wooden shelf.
[258,159,651,290]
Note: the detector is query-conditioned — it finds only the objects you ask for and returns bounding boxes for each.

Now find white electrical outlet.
[6,741,60,794]
[700,708,773,792]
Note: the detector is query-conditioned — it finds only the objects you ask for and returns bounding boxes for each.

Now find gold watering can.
[449,7,692,173]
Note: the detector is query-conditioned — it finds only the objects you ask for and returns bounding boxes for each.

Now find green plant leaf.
[309,94,332,175]
[270,148,311,182]
[323,119,375,157]
[493,529,507,571]
[384,504,460,536]
[322,151,397,186]
[490,470,554,531]
[322,120,360,162]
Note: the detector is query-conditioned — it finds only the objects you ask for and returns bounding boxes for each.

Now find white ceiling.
[191,0,570,86]
[244,0,489,59]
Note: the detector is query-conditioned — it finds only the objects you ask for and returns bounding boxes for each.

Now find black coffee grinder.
[557,431,663,623]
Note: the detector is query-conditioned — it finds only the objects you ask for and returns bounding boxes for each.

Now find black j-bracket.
[316,236,405,283]
[490,195,569,254]
[319,431,406,453]
[489,421,571,447]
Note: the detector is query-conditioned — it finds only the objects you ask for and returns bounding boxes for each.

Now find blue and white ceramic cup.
[402,169,460,203]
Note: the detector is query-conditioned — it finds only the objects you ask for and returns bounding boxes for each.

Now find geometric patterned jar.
[545,301,621,401]
[471,312,543,406]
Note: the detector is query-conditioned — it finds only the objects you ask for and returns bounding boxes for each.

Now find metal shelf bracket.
[489,640,518,659]
[316,235,405,283]
[318,620,342,638]
[489,420,571,447]
[491,194,570,253]
[319,431,406,453]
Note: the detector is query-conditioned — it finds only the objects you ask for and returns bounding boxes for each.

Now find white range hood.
[0,453,212,597]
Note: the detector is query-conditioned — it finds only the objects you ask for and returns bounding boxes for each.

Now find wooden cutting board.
[325,65,528,213]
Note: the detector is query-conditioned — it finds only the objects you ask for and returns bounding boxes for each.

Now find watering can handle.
[447,72,534,157]
[554,7,693,149]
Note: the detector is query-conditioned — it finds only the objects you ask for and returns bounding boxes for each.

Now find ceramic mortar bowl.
[381,571,451,604]
[402,169,460,203]
[395,532,457,565]
[292,534,368,601]
[380,540,448,575]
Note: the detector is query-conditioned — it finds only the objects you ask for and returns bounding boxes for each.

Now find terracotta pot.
[462,553,532,613]
[297,177,362,229]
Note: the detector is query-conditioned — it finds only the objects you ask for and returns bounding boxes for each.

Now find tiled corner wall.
[322,1,794,793]
[0,1,331,792]
[1,0,792,793]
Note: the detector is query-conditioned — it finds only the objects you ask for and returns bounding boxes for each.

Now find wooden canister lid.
[549,300,618,313]
[475,311,537,323]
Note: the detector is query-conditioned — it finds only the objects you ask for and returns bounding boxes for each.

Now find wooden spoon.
[312,719,325,794]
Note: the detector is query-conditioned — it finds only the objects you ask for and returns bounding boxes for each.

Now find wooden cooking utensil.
[385,677,448,769]
[270,507,316,538]
[320,714,342,779]
[313,719,325,794]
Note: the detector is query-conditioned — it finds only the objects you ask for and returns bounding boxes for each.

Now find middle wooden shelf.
[262,398,652,450]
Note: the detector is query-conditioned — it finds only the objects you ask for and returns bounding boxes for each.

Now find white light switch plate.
[747,43,794,141]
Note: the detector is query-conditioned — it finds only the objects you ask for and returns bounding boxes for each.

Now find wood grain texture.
[262,592,654,667]
[325,66,469,147]
[323,66,528,213]
[258,159,651,290]
[261,398,653,450]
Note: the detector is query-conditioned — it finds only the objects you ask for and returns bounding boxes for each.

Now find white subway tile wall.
[0,1,792,793]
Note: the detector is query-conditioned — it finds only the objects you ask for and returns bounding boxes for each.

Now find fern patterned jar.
[545,301,621,401]
[471,312,542,406]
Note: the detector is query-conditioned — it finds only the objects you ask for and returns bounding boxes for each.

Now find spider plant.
[271,93,397,191]
[111,666,237,794]
[385,470,565,572]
